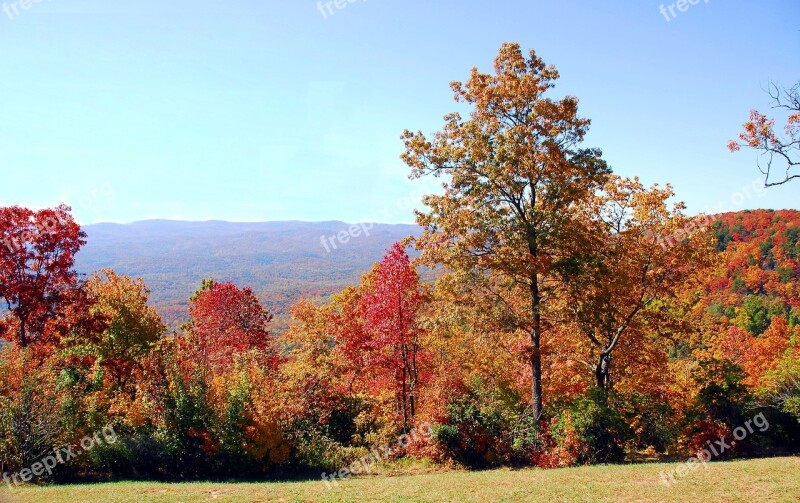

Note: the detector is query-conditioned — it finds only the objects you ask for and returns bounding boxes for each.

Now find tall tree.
[361,243,424,430]
[0,205,85,348]
[729,81,799,186]
[401,43,610,419]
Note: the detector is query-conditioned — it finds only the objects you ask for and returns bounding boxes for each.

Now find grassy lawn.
[3,457,799,502]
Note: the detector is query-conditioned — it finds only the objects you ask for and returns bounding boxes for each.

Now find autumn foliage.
[729,81,799,186]
[0,205,86,350]
[1,45,799,482]
[184,280,278,370]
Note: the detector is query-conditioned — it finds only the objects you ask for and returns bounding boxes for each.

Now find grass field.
[3,457,799,502]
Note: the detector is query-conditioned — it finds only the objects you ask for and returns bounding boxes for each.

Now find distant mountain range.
[76,220,421,332]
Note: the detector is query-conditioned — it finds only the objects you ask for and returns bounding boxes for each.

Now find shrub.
[612,391,678,453]
[429,379,537,467]
[549,388,631,465]
[291,429,369,472]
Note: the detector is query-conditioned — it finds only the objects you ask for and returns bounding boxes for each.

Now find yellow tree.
[83,269,166,393]
[402,43,610,419]
[280,297,351,425]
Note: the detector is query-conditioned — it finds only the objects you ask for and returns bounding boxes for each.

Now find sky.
[0,0,797,225]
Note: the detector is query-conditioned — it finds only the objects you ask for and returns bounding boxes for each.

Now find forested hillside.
[705,210,800,331]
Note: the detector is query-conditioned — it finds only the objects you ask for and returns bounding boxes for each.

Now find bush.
[0,347,65,476]
[550,388,631,465]
[291,429,369,472]
[430,379,538,467]
[612,391,678,453]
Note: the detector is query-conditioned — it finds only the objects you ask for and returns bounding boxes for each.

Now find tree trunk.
[19,316,27,349]
[409,341,418,418]
[401,366,409,430]
[595,353,611,389]
[530,277,543,420]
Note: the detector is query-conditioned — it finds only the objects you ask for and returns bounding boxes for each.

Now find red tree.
[361,243,425,429]
[185,280,277,370]
[0,205,86,348]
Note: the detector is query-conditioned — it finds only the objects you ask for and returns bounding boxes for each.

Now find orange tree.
[561,176,714,390]
[402,43,610,419]
[79,269,166,395]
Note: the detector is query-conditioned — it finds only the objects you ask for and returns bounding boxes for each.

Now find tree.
[0,205,86,348]
[82,269,166,391]
[720,317,794,389]
[562,176,712,389]
[281,297,351,426]
[401,43,610,419]
[758,354,800,421]
[184,280,276,370]
[361,243,424,430]
[729,81,799,186]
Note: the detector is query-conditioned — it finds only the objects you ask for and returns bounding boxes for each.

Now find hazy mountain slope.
[76,220,420,331]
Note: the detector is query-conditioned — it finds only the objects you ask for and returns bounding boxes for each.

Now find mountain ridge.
[75,219,422,331]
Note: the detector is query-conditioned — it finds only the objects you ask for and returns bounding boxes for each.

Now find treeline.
[1,44,799,482]
[0,210,798,481]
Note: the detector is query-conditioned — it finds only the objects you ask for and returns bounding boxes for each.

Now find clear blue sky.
[0,0,797,224]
